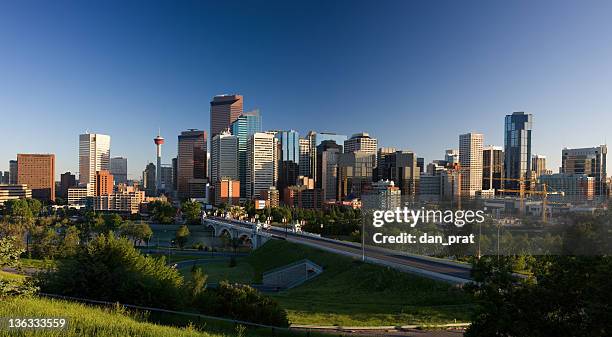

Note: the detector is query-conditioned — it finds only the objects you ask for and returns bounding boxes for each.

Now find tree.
[60,226,80,258]
[119,222,153,247]
[103,213,124,231]
[465,256,612,337]
[37,234,185,309]
[32,227,60,259]
[0,236,23,269]
[3,199,32,220]
[150,201,176,224]
[186,265,208,300]
[175,225,190,249]
[181,200,201,224]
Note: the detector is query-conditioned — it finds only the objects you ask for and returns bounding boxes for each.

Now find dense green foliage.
[465,256,612,337]
[37,234,185,309]
[150,200,176,224]
[181,200,202,224]
[195,281,289,327]
[175,224,191,249]
[119,221,153,246]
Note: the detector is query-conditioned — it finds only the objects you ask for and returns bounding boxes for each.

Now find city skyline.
[2,1,612,178]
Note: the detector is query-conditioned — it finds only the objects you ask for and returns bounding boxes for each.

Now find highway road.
[210,217,473,283]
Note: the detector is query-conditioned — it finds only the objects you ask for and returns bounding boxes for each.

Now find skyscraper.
[177,129,207,199]
[246,132,276,200]
[504,112,532,191]
[378,150,420,197]
[210,94,243,138]
[160,165,174,193]
[561,145,607,197]
[275,130,300,196]
[211,130,238,184]
[9,160,17,184]
[142,163,156,197]
[17,153,55,201]
[153,131,165,195]
[79,133,111,186]
[483,146,503,191]
[306,131,347,186]
[231,110,262,198]
[375,147,396,181]
[110,157,128,185]
[344,132,378,156]
[95,170,114,196]
[531,154,547,178]
[59,172,76,198]
[298,138,311,177]
[459,132,484,197]
[337,151,376,200]
[316,140,342,200]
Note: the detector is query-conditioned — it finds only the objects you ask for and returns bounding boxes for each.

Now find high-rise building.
[177,129,207,199]
[504,112,532,191]
[299,138,311,177]
[378,150,420,197]
[561,145,607,196]
[275,130,300,196]
[153,131,165,195]
[246,132,276,200]
[142,163,156,197]
[210,94,243,138]
[79,133,111,186]
[531,154,547,178]
[483,146,503,191]
[459,132,484,197]
[59,172,77,198]
[316,140,342,201]
[160,165,173,194]
[362,180,402,210]
[110,157,128,185]
[172,157,177,194]
[211,130,238,184]
[344,132,378,156]
[306,131,347,186]
[9,160,18,184]
[231,110,262,198]
[416,157,425,174]
[17,154,55,201]
[539,173,594,203]
[0,171,9,184]
[95,170,114,196]
[337,151,376,200]
[375,147,396,181]
[445,149,459,165]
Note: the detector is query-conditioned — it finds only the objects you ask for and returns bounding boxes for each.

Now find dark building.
[483,146,504,191]
[504,112,532,191]
[177,130,207,199]
[59,172,76,198]
[210,94,243,138]
[378,150,420,197]
[337,151,376,200]
[275,130,300,199]
[416,157,425,174]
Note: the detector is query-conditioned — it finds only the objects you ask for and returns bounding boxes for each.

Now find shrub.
[37,233,185,309]
[194,281,288,327]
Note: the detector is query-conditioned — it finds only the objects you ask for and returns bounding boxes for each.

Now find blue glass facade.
[231,110,262,198]
[276,130,300,194]
[504,112,532,191]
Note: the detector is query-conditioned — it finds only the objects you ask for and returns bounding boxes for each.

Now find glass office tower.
[504,112,532,191]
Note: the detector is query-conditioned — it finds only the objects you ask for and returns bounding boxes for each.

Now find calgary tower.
[153,130,164,195]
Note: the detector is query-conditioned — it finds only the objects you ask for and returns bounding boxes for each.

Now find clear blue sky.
[1,0,611,179]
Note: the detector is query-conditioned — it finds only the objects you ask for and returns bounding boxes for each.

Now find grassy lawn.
[247,240,474,326]
[0,297,221,337]
[20,258,56,269]
[0,270,26,282]
[0,297,325,337]
[179,257,255,284]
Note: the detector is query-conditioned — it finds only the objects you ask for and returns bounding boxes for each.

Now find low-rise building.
[0,184,32,205]
[361,180,402,210]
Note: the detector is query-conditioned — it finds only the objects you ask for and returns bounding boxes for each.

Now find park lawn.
[20,258,56,269]
[247,240,474,326]
[0,270,26,282]
[179,257,255,284]
[0,297,221,337]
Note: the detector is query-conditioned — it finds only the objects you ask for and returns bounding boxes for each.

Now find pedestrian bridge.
[202,218,271,249]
